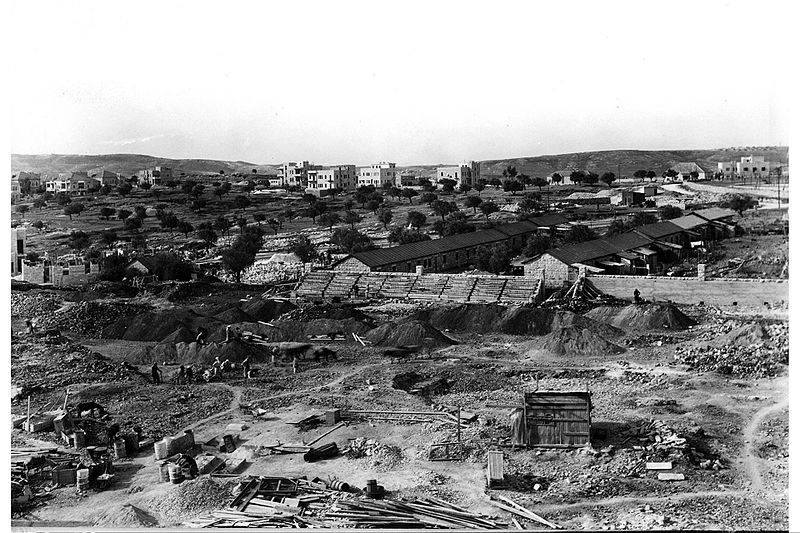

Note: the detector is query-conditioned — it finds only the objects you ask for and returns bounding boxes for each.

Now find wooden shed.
[523,390,592,447]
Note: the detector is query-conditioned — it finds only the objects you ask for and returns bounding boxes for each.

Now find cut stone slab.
[658,473,685,481]
[646,461,673,470]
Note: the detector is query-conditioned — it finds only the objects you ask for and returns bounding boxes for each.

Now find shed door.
[526,403,590,446]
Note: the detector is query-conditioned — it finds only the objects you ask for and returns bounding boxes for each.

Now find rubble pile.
[527,326,625,356]
[674,325,788,377]
[346,438,405,470]
[11,340,141,395]
[623,419,725,470]
[91,504,159,527]
[39,301,152,336]
[585,303,697,331]
[11,292,63,318]
[146,476,234,521]
[364,320,457,348]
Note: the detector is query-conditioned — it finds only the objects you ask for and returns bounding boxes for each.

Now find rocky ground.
[10,283,789,530]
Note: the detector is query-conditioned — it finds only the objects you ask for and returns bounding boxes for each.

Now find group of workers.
[151,355,252,385]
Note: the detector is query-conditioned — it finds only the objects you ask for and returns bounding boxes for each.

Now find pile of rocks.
[38,301,151,336]
[345,438,405,470]
[623,419,724,470]
[10,292,63,318]
[674,341,788,378]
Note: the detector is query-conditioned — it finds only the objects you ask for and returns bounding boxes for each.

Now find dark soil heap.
[527,326,626,356]
[414,303,621,337]
[584,303,697,331]
[102,309,224,342]
[363,319,457,348]
[39,300,153,336]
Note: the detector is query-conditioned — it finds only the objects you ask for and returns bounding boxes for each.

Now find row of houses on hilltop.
[522,208,738,288]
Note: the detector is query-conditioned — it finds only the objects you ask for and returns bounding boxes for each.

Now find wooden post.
[26,396,31,428]
[63,389,70,411]
[456,407,461,445]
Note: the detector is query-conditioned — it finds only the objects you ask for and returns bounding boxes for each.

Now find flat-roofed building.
[307,165,357,192]
[435,161,480,187]
[138,166,172,186]
[358,162,397,188]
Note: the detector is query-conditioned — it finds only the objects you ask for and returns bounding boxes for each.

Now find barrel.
[303,442,339,463]
[154,440,168,460]
[76,468,89,491]
[159,462,171,482]
[95,446,108,460]
[164,436,175,456]
[85,445,97,460]
[184,429,195,447]
[168,464,184,484]
[328,479,350,492]
[113,439,127,459]
[72,429,85,449]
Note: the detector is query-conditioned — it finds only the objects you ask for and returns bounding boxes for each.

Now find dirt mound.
[87,281,140,298]
[240,299,297,321]
[284,304,375,325]
[102,309,224,342]
[161,326,198,345]
[527,326,626,356]
[38,300,153,336]
[414,304,621,337]
[213,306,256,324]
[714,323,769,346]
[363,320,457,348]
[238,318,373,343]
[92,504,158,527]
[585,303,696,331]
[174,339,265,364]
[145,475,233,522]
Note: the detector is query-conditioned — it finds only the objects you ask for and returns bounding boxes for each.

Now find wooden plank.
[646,461,673,470]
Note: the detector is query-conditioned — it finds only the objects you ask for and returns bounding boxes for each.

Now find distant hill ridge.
[11,146,788,179]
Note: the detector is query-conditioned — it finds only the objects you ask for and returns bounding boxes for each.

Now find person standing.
[509,408,526,451]
[151,362,162,384]
[242,357,251,380]
[185,365,194,383]
[177,365,186,385]
[633,288,641,304]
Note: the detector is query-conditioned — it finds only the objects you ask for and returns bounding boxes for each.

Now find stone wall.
[523,253,573,289]
[588,274,788,307]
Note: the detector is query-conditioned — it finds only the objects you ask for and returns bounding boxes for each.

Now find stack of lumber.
[327,496,507,528]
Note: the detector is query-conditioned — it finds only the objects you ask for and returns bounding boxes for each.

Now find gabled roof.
[494,220,539,237]
[632,221,684,240]
[544,232,652,266]
[128,255,158,272]
[670,162,706,174]
[527,213,568,227]
[351,229,509,268]
[669,214,708,230]
[691,207,737,222]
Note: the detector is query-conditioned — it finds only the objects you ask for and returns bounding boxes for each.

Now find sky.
[8,0,793,166]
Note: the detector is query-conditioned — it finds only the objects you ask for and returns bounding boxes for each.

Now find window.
[762,167,766,171]
[63,268,70,276]
[17,239,24,254]
[744,167,749,172]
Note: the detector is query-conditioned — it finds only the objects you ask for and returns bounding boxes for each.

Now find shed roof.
[632,221,683,240]
[669,214,708,230]
[691,207,737,221]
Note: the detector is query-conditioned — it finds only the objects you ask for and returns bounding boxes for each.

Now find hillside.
[10,153,280,178]
[11,146,788,180]
[480,147,789,178]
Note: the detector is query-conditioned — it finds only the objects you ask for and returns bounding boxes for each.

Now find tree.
[439,178,457,194]
[33,198,46,209]
[181,179,198,199]
[99,207,115,220]
[151,186,162,201]
[502,165,518,180]
[139,182,152,191]
[389,186,402,200]
[221,240,257,283]
[25,251,41,263]
[531,177,548,191]
[465,195,483,213]
[130,232,147,249]
[237,216,248,233]
[726,194,758,216]
[190,184,205,199]
[431,199,456,221]
[243,181,256,195]
[570,171,585,185]
[15,205,29,218]
[160,211,179,233]
[489,177,502,188]
[283,207,296,222]
[177,220,194,237]
[646,170,657,182]
[551,173,563,185]
[583,172,599,185]
[134,205,148,219]
[32,220,44,230]
[474,180,487,196]
[214,187,225,201]
[165,180,179,190]
[117,208,132,220]
[418,178,434,192]
[659,205,683,220]
[633,170,648,182]
[330,228,376,254]
[407,210,426,229]
[64,202,84,220]
[523,234,552,257]
[479,200,499,222]
[117,182,133,196]
[434,212,476,236]
[606,219,627,236]
[234,195,251,211]
[459,183,472,195]
[503,180,524,195]
[600,172,617,188]
[69,230,90,250]
[98,253,129,282]
[629,211,657,227]
[253,213,266,226]
[290,236,316,263]
[518,174,532,189]
[56,192,72,206]
[689,170,700,180]
[420,192,438,205]
[377,206,393,229]
[268,218,281,235]
[215,216,232,238]
[475,243,512,274]
[197,223,218,247]
[401,188,418,204]
[344,210,362,229]
[366,199,382,214]
[563,224,597,244]
[318,212,341,232]
[518,196,539,215]
[101,230,118,245]
[190,198,207,211]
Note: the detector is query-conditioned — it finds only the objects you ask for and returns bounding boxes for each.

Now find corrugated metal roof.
[544,232,652,265]
[528,213,568,227]
[632,221,683,240]
[351,229,509,267]
[495,220,539,237]
[670,214,707,230]
[692,207,737,221]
